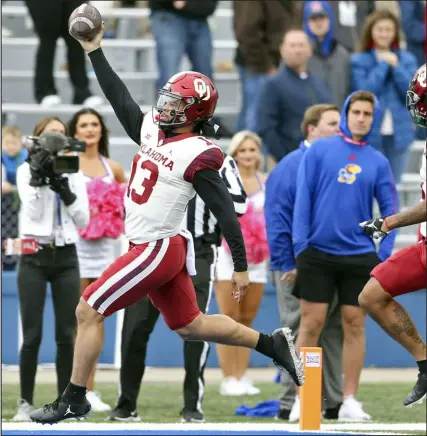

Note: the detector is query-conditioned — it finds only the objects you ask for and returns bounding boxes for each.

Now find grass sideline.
[2,381,426,425]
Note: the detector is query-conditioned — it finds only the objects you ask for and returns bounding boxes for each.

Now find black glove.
[28,148,52,187]
[359,217,390,243]
[29,166,47,187]
[49,176,77,206]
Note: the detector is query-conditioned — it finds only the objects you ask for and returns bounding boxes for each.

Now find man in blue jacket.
[257,28,331,162]
[265,103,343,421]
[293,90,398,421]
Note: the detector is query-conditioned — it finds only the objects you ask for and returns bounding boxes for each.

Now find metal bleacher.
[1,1,424,250]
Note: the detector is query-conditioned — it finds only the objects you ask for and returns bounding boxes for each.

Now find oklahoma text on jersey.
[139,142,174,171]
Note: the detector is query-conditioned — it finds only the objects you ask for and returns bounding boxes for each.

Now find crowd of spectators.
[1,0,425,424]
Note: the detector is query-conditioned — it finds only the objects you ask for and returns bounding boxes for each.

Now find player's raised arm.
[71,23,144,145]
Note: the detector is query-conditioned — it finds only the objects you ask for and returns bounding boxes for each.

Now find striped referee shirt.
[183,154,247,250]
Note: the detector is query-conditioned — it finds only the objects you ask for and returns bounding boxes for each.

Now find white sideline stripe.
[87,240,158,308]
[98,238,169,314]
[2,422,426,432]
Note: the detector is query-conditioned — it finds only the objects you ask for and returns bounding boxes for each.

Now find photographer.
[12,118,89,421]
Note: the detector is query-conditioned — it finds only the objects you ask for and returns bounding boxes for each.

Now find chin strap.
[160,120,223,140]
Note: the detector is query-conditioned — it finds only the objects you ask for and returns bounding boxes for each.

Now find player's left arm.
[184,148,248,273]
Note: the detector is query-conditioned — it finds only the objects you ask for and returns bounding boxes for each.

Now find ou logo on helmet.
[417,66,426,87]
[193,78,211,101]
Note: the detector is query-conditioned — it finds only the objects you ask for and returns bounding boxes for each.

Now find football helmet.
[406,63,426,128]
[154,71,218,129]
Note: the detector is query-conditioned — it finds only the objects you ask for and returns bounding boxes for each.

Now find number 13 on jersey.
[127,154,159,205]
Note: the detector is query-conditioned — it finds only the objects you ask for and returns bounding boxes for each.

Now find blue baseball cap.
[306,1,328,18]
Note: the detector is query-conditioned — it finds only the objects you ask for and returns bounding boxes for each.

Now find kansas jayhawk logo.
[338,164,362,185]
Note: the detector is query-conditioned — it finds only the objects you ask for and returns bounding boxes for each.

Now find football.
[68,3,102,42]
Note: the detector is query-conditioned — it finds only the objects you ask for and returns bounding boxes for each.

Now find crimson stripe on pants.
[91,240,163,312]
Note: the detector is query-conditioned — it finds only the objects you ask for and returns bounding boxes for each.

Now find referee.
[107,154,247,423]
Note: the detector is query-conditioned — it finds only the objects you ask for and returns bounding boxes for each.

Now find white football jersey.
[420,143,426,238]
[124,110,224,244]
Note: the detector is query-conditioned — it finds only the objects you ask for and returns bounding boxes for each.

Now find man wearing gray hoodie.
[303,1,351,109]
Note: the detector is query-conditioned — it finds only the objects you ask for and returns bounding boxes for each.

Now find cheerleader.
[215,131,269,396]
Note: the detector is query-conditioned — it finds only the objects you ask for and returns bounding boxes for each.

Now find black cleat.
[404,372,427,407]
[275,408,291,421]
[271,328,305,387]
[30,396,91,424]
[106,408,141,422]
[180,407,205,423]
[323,403,342,420]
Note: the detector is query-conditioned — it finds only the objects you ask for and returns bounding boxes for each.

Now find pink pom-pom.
[223,202,269,264]
[78,178,126,241]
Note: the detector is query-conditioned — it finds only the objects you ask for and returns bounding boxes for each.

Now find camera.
[27,131,86,176]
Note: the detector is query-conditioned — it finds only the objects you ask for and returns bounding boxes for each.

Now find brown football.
[68,3,102,42]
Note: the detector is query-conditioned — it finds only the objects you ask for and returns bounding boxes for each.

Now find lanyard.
[56,193,62,227]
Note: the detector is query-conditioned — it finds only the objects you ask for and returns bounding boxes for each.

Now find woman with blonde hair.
[215,130,269,396]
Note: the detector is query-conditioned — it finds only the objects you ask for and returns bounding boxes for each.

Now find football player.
[359,64,427,407]
[29,23,304,424]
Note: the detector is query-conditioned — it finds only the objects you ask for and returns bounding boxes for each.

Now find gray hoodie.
[307,40,351,109]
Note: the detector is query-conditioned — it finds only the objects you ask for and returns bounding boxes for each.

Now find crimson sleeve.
[183,147,224,183]
[193,170,248,272]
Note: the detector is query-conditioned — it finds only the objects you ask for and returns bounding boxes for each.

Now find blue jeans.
[151,11,213,91]
[236,65,269,133]
[380,135,411,184]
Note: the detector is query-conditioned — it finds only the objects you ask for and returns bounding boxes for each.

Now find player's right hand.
[231,271,249,303]
[74,22,105,54]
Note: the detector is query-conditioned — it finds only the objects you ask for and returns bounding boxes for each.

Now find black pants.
[25,0,92,104]
[295,246,380,306]
[116,245,216,413]
[17,244,80,404]
[1,193,20,270]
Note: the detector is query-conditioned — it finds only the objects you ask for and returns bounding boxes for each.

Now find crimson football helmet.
[153,71,218,129]
[406,63,426,128]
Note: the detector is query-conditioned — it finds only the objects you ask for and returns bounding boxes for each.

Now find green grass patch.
[2,381,426,424]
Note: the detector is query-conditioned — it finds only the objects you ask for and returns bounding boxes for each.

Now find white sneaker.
[82,95,104,108]
[338,395,371,422]
[219,377,247,396]
[40,95,62,107]
[2,27,12,38]
[12,399,35,422]
[86,391,112,412]
[240,376,261,396]
[289,395,300,422]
